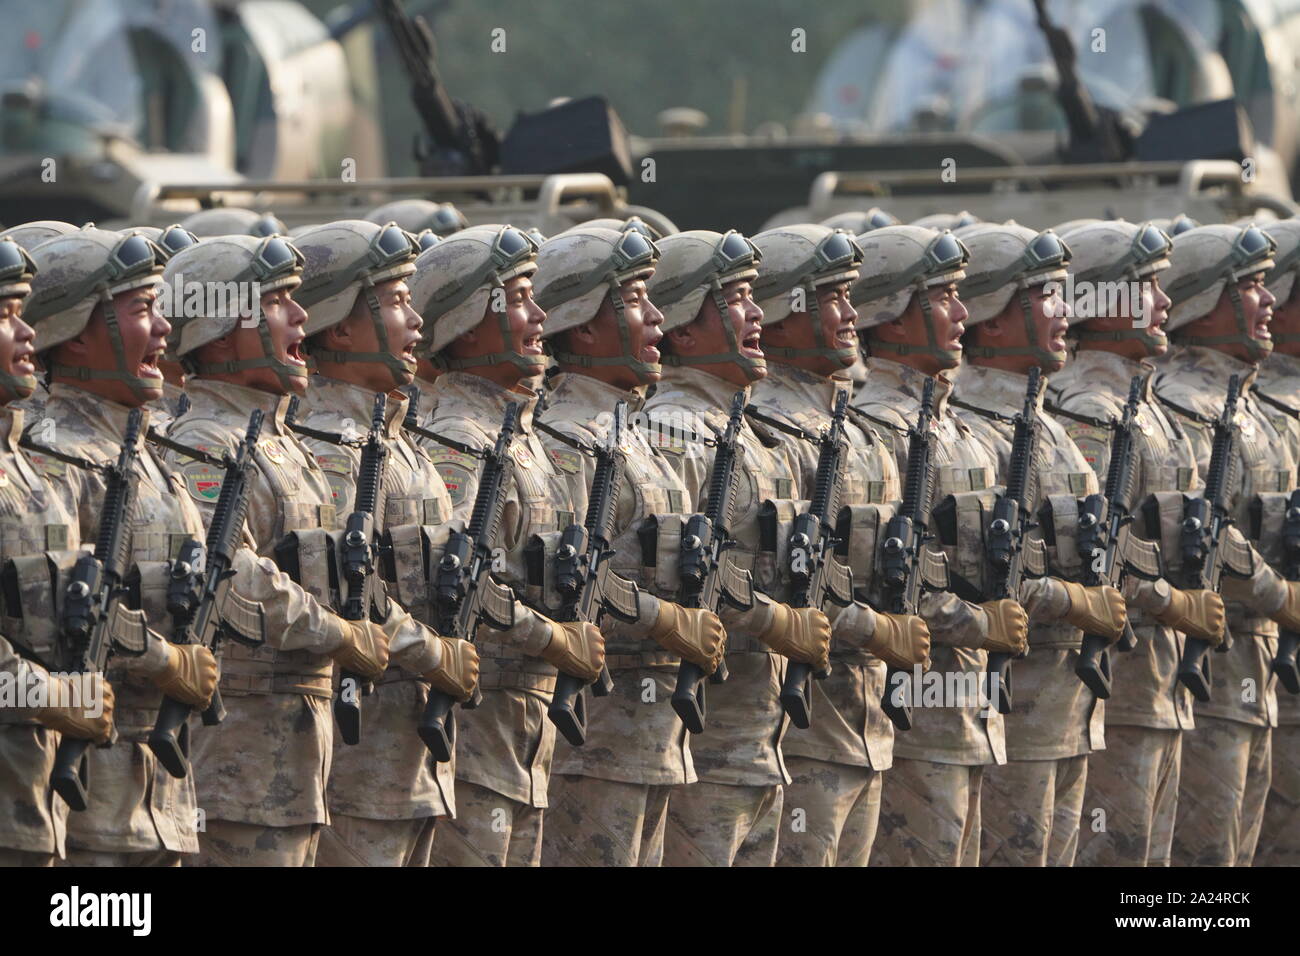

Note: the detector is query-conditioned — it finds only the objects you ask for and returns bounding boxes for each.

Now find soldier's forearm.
[719,591,779,638]
[226,548,348,655]
[1018,576,1072,623]
[383,606,443,675]
[918,590,987,648]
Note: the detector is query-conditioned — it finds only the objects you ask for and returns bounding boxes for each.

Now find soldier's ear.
[665,323,694,350]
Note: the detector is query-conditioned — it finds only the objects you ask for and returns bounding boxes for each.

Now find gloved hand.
[1062,582,1127,643]
[1155,587,1226,644]
[330,620,391,682]
[150,643,219,708]
[35,674,115,743]
[980,599,1028,655]
[648,603,725,674]
[758,603,831,672]
[866,612,931,671]
[424,636,480,702]
[541,621,605,682]
[1270,581,1300,632]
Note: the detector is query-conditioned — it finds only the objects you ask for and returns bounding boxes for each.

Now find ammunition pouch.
[0,550,84,669]
[755,497,809,597]
[1249,492,1292,570]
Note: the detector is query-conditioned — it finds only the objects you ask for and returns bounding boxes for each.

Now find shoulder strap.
[846,402,906,436]
[744,404,819,444]
[18,429,107,474]
[1042,400,1113,429]
[144,426,227,467]
[535,420,595,456]
[1152,389,1216,427]
[948,396,1015,426]
[1254,388,1300,420]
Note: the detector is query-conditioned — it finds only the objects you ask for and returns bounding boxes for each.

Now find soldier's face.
[563,276,663,389]
[325,278,422,389]
[973,282,1068,373]
[669,279,764,387]
[252,282,309,395]
[1188,272,1274,362]
[0,294,36,402]
[1076,275,1171,359]
[65,285,169,406]
[1270,278,1300,357]
[454,275,547,386]
[765,280,858,376]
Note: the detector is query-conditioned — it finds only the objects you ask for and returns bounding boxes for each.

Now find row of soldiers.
[0,203,1296,867]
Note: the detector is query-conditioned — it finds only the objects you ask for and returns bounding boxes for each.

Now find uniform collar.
[751,362,846,415]
[184,377,296,436]
[302,375,408,440]
[863,357,955,417]
[954,362,1047,414]
[659,365,751,411]
[427,370,538,433]
[46,383,153,444]
[1160,345,1258,397]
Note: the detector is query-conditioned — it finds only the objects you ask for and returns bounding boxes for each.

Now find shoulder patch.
[182,461,225,503]
[436,461,476,507]
[424,445,477,467]
[549,448,583,475]
[1063,421,1111,469]
[260,439,286,464]
[324,470,353,507]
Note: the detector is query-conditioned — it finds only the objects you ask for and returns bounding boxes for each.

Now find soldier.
[1155,223,1300,866]
[406,224,606,867]
[1049,220,1227,866]
[527,225,726,866]
[180,207,287,239]
[287,220,479,866]
[1254,217,1300,867]
[23,227,221,866]
[950,224,1130,866]
[160,233,396,866]
[642,229,834,867]
[849,225,1031,866]
[745,224,932,866]
[0,236,115,867]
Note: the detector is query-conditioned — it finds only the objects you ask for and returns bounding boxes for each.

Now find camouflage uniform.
[1253,351,1300,867]
[414,370,574,867]
[954,363,1104,866]
[1155,346,1295,866]
[536,372,698,867]
[1051,351,1201,866]
[294,375,456,867]
[748,362,902,867]
[645,365,801,867]
[0,405,78,866]
[855,358,1008,867]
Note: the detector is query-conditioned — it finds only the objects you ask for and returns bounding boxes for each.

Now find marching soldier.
[528,225,726,866]
[643,229,833,866]
[746,224,932,866]
[850,225,1031,866]
[950,224,1130,866]
[1156,223,1300,866]
[1050,220,1227,866]
[288,220,479,866]
[160,233,394,865]
[406,224,606,867]
[0,236,114,867]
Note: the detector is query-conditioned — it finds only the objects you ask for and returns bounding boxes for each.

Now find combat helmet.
[163,233,306,389]
[1150,215,1200,237]
[0,238,40,399]
[644,229,765,380]
[533,225,661,382]
[564,215,665,241]
[1057,220,1171,352]
[1163,223,1276,361]
[367,199,469,237]
[120,224,200,262]
[958,224,1072,367]
[292,220,420,384]
[750,224,864,367]
[820,208,899,234]
[851,225,969,366]
[182,207,287,238]
[407,224,540,373]
[913,211,981,231]
[25,226,167,400]
[0,220,77,251]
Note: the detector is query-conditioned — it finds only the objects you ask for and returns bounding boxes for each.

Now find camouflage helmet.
[820,208,899,234]
[533,225,661,382]
[912,211,981,231]
[121,224,200,263]
[1163,223,1276,360]
[1052,218,1104,236]
[407,224,540,372]
[181,207,287,238]
[645,229,764,379]
[0,220,77,250]
[25,226,166,400]
[565,215,664,242]
[366,199,469,237]
[1262,218,1300,308]
[959,224,1072,368]
[0,237,38,300]
[1150,214,1200,237]
[1057,220,1171,356]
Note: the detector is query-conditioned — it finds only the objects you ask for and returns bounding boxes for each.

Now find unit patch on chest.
[182,462,225,502]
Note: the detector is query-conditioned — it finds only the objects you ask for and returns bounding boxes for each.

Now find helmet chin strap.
[965,286,1066,368]
[551,283,661,384]
[868,282,961,367]
[1073,324,1168,355]
[663,283,766,381]
[49,296,162,402]
[760,285,858,369]
[194,318,308,392]
[310,283,416,388]
[0,372,36,404]
[1178,282,1274,362]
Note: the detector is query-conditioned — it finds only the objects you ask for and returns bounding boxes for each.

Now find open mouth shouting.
[740,326,763,359]
[521,332,545,357]
[1048,315,1070,354]
[284,336,308,368]
[834,323,857,348]
[12,341,35,379]
[641,327,663,365]
[137,348,165,380]
[1253,310,1273,341]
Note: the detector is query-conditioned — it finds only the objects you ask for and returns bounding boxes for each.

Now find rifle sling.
[400,418,485,459]
[846,404,906,436]
[1042,401,1113,429]
[144,427,227,468]
[18,432,109,474]
[743,404,820,444]
[285,421,365,448]
[1152,390,1216,427]
[1255,389,1300,420]
[948,397,1015,426]
[534,421,594,456]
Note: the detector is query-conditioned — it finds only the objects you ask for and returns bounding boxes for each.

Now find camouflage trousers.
[981,754,1088,866]
[1256,723,1300,867]
[872,759,984,867]
[427,780,543,867]
[663,782,783,867]
[316,814,438,867]
[1076,726,1181,867]
[775,757,881,867]
[62,849,182,867]
[541,775,671,867]
[1173,716,1270,867]
[189,820,320,866]
[0,848,53,866]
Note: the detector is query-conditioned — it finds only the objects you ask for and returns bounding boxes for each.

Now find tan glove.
[647,603,725,674]
[541,621,605,682]
[1061,582,1127,643]
[980,599,1028,655]
[865,612,931,671]
[1271,581,1300,632]
[150,643,219,708]
[758,603,831,672]
[35,674,115,743]
[424,636,480,702]
[330,620,391,682]
[1155,587,1226,644]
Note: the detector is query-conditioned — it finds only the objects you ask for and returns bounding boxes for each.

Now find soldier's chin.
[1143,330,1169,356]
